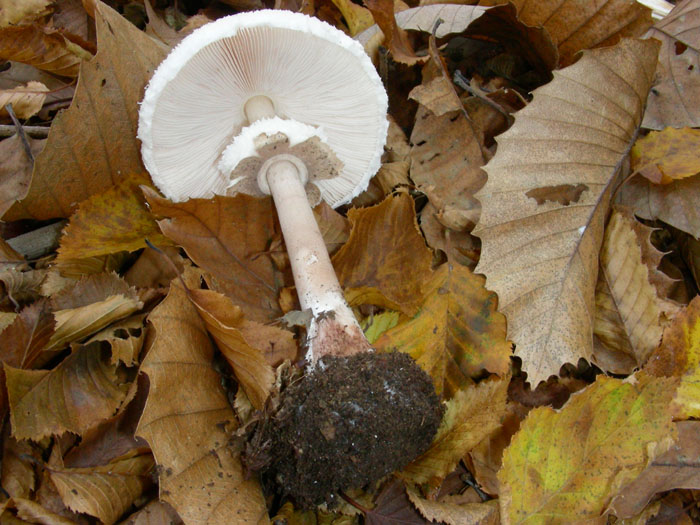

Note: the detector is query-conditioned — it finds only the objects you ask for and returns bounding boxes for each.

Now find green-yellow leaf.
[498,373,677,524]
[630,127,700,184]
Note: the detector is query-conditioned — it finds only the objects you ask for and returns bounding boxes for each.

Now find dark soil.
[251,351,444,507]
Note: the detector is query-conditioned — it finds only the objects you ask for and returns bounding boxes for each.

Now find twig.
[453,70,514,126]
[4,104,34,161]
[0,124,50,138]
[6,220,67,260]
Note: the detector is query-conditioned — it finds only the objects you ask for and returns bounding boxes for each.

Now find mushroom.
[138,10,443,507]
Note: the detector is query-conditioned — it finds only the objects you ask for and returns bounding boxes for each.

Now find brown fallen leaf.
[363,0,425,65]
[480,0,653,66]
[49,452,155,525]
[189,289,279,410]
[642,0,700,129]
[334,192,434,317]
[609,420,700,519]
[120,500,183,525]
[5,1,166,221]
[56,175,173,261]
[6,342,130,441]
[136,270,269,525]
[0,81,48,119]
[593,210,669,373]
[364,479,429,525]
[0,0,52,27]
[400,377,508,487]
[0,133,44,219]
[313,201,350,256]
[420,203,480,269]
[0,24,91,78]
[1,431,39,499]
[474,38,659,385]
[145,188,285,323]
[12,497,77,525]
[85,314,146,366]
[375,263,511,397]
[406,486,497,525]
[630,127,700,185]
[498,373,677,524]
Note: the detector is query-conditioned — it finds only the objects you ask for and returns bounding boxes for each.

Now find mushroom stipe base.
[247,351,444,507]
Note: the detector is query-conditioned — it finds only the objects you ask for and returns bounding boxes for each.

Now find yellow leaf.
[0,81,48,119]
[474,39,659,384]
[375,263,511,397]
[331,0,374,35]
[57,175,173,261]
[630,127,700,184]
[498,373,677,524]
[136,269,269,525]
[400,377,508,486]
[334,193,434,317]
[645,296,700,419]
[362,311,400,344]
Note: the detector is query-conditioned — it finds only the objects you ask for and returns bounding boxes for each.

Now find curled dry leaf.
[374,263,511,397]
[474,38,659,385]
[0,81,48,119]
[145,188,284,323]
[49,452,155,525]
[85,314,146,366]
[0,0,52,27]
[480,0,653,66]
[136,271,269,525]
[400,377,508,487]
[334,193,434,316]
[498,373,677,524]
[645,296,700,419]
[56,174,173,261]
[609,420,700,519]
[363,0,424,65]
[406,486,497,525]
[642,0,700,129]
[4,1,166,221]
[593,210,669,373]
[5,342,130,441]
[0,24,92,78]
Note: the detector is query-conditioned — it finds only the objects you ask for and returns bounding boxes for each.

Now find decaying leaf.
[364,479,428,525]
[645,296,700,419]
[400,377,508,487]
[57,175,172,261]
[609,420,700,519]
[334,193,433,316]
[593,210,669,373]
[6,342,130,441]
[498,373,677,524]
[0,81,48,119]
[642,0,700,129]
[474,38,659,384]
[480,0,653,66]
[145,188,284,323]
[406,486,496,525]
[136,270,269,525]
[86,314,146,366]
[5,1,166,221]
[375,263,511,397]
[189,289,278,410]
[631,127,700,184]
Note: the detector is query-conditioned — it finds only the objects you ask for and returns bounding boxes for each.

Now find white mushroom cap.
[138,9,388,207]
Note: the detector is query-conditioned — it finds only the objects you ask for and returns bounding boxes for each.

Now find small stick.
[0,124,50,138]
[4,104,34,161]
[453,70,514,126]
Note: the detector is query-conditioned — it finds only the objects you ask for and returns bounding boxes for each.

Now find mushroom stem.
[264,158,372,362]
[244,95,276,123]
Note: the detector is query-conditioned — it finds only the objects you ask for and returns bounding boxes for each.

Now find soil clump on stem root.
[251,351,443,507]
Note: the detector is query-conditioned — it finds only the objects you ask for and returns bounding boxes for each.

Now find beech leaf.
[406,486,496,525]
[474,38,659,384]
[498,373,677,524]
[0,133,44,220]
[375,264,511,397]
[630,127,700,184]
[5,1,166,221]
[136,270,269,525]
[0,81,48,119]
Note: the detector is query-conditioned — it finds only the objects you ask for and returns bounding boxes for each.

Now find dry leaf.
[49,452,154,525]
[136,271,269,525]
[593,210,668,373]
[375,263,511,397]
[0,81,48,119]
[313,201,350,255]
[6,342,130,441]
[0,134,44,219]
[121,500,183,525]
[0,0,53,27]
[480,0,653,66]
[12,497,77,525]
[332,0,374,35]
[631,127,700,184]
[189,289,278,410]
[609,420,700,518]
[419,203,480,269]
[645,296,700,419]
[642,0,700,129]
[0,24,91,78]
[400,377,508,487]
[5,1,166,221]
[363,0,425,64]
[409,76,463,117]
[85,314,146,366]
[57,175,173,261]
[145,188,285,323]
[474,38,659,385]
[364,479,428,525]
[1,433,39,499]
[406,486,496,525]
[498,373,677,524]
[334,193,433,317]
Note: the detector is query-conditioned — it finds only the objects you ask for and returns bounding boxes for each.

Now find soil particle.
[254,351,443,507]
